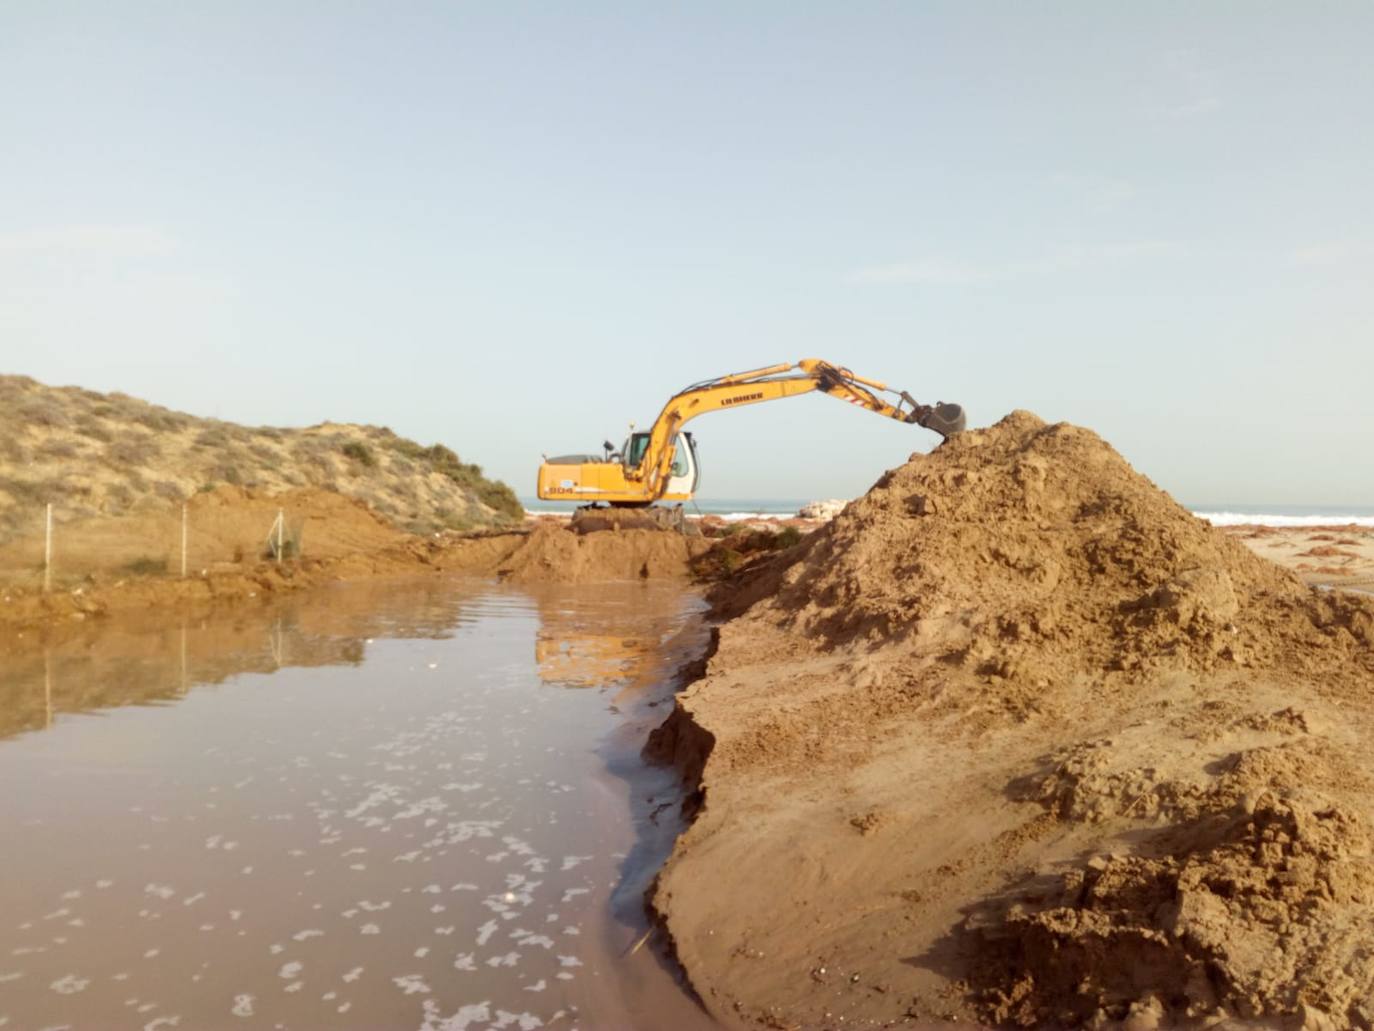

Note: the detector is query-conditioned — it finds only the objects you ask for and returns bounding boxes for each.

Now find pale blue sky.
[3,3,1371,505]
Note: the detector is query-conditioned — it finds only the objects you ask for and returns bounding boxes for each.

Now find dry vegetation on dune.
[0,375,522,542]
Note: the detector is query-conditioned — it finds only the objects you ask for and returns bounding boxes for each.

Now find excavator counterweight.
[536,359,964,507]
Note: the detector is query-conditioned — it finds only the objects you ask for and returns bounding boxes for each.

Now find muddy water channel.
[0,577,717,1030]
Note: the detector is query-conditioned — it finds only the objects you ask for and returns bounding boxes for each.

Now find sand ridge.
[650,411,1374,1028]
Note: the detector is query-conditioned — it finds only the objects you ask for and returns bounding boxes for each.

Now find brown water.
[0,576,718,1030]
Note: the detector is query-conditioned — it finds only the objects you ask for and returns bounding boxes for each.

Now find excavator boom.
[537,359,964,505]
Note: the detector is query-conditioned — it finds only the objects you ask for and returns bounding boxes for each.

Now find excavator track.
[569,505,699,536]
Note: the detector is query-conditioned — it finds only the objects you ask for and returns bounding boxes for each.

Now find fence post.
[44,647,53,728]
[276,509,284,565]
[44,503,52,594]
[181,503,188,578]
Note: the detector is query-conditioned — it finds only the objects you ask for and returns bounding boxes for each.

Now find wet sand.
[0,575,716,1030]
[1226,523,1374,593]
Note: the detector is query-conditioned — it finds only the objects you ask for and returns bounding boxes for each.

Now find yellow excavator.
[536,359,965,513]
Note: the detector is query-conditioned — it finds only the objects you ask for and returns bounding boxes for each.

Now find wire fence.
[0,503,306,593]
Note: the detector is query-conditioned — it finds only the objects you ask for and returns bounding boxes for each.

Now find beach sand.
[1227,523,1374,595]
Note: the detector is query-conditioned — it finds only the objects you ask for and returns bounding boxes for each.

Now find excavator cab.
[622,431,698,497]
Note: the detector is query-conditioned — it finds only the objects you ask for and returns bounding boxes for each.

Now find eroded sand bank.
[2,514,711,630]
[650,412,1374,1028]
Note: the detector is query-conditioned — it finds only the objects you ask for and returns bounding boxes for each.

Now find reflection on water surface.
[0,576,715,1030]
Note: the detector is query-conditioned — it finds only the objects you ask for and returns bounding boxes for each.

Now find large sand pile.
[651,412,1374,1029]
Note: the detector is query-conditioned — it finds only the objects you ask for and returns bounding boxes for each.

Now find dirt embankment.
[495,523,713,584]
[649,411,1374,1029]
[1,501,712,630]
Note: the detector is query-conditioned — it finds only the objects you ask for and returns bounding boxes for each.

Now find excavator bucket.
[918,403,966,439]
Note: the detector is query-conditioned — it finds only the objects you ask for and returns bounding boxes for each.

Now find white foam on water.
[493,1012,543,1030]
[392,973,431,995]
[419,999,492,1030]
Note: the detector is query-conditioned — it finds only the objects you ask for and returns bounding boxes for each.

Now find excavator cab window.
[670,439,689,478]
[623,432,651,472]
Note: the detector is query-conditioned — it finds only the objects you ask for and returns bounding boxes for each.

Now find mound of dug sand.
[651,412,1374,1029]
[438,523,713,584]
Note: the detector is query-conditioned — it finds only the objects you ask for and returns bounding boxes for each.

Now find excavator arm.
[634,358,965,496]
[536,358,964,505]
